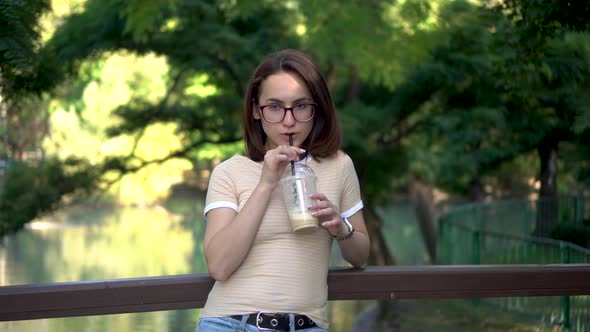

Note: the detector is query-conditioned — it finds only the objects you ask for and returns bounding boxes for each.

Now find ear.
[252,100,261,120]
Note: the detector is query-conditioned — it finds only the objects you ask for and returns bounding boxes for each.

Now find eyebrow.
[264,97,313,104]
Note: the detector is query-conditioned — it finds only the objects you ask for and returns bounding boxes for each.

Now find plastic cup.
[280,163,319,232]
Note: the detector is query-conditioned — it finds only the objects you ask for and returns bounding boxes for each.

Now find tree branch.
[101,136,241,188]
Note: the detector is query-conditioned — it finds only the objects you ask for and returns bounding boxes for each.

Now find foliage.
[0,157,98,236]
[0,0,50,99]
[339,102,408,202]
[491,0,590,56]
[0,0,52,162]
[385,4,590,196]
[488,0,590,110]
[13,0,485,209]
[1,94,49,159]
[123,0,175,42]
[41,52,199,204]
[2,0,590,236]
[35,0,300,177]
[328,0,482,203]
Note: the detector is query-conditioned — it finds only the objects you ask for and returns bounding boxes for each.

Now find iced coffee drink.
[280,163,319,232]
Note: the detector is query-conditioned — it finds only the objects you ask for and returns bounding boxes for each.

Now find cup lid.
[281,163,316,179]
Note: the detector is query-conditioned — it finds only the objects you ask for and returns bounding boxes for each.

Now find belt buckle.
[255,312,281,331]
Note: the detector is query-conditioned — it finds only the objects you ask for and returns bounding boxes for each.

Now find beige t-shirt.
[200,151,363,328]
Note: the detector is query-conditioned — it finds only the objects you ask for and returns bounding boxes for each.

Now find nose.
[282,109,296,127]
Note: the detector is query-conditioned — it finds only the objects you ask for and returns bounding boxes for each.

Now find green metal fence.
[438,195,590,331]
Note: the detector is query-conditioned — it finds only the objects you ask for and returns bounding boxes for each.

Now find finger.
[311,206,336,219]
[276,153,291,162]
[281,145,306,160]
[288,146,306,161]
[292,146,306,155]
[321,219,342,228]
[265,154,287,169]
[312,199,337,213]
[309,192,327,201]
[307,200,327,211]
[273,146,297,161]
[269,147,296,162]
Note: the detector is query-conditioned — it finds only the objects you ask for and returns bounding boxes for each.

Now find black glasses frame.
[258,103,317,123]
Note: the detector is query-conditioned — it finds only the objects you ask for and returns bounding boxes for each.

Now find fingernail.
[311,211,318,216]
[306,204,313,209]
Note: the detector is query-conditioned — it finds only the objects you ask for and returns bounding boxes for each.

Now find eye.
[294,104,309,110]
[267,105,283,111]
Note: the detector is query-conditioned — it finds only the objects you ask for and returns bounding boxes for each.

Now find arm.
[203,182,274,281]
[334,212,370,267]
[203,145,305,281]
[308,194,370,267]
[308,153,370,267]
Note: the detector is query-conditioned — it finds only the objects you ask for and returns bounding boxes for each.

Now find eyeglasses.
[259,103,316,123]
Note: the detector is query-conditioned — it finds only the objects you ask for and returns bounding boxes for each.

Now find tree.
[0,0,304,236]
[5,0,489,265]
[0,0,51,159]
[489,0,590,198]
[0,156,97,235]
[0,0,50,99]
[32,0,426,263]
[386,4,590,238]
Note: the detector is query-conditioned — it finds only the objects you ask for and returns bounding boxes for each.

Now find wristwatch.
[333,217,355,241]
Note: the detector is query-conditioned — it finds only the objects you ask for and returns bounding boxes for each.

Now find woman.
[197,49,370,331]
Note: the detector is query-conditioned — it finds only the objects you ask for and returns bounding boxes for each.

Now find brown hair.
[242,49,341,161]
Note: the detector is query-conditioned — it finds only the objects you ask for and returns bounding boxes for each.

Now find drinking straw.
[289,134,295,176]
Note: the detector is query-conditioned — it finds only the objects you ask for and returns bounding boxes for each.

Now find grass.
[395,299,561,332]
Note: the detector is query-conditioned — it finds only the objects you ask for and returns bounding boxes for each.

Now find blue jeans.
[196,315,328,332]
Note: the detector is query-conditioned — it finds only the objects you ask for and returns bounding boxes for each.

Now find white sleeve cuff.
[340,201,363,219]
[204,201,239,218]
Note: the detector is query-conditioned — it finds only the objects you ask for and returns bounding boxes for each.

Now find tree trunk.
[348,66,399,330]
[468,176,485,202]
[408,177,437,263]
[361,202,400,331]
[346,67,362,103]
[535,133,559,236]
[538,135,558,198]
[363,202,396,266]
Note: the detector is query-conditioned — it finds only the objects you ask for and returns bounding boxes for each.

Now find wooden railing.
[2,264,590,322]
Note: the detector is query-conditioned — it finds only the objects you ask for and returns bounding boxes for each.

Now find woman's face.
[253,72,314,150]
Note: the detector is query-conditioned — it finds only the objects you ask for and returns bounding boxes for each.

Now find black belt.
[231,312,317,330]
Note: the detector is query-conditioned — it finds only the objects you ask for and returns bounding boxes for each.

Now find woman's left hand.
[308,193,347,237]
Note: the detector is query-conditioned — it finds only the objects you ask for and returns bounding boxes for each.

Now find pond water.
[0,197,425,332]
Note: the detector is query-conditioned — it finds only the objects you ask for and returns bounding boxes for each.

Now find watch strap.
[333,217,355,241]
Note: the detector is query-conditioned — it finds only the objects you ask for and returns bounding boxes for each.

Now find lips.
[283,133,296,145]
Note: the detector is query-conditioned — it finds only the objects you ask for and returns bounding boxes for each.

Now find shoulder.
[213,155,256,172]
[311,151,356,175]
[336,150,353,163]
[210,156,257,180]
[317,150,354,166]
